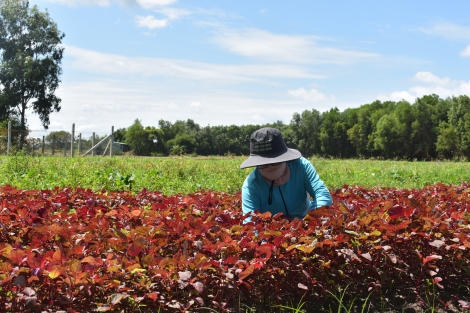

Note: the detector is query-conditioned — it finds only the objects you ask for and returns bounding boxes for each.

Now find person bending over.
[240,127,332,221]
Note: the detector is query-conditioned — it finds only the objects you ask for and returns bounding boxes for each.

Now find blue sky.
[26,0,470,137]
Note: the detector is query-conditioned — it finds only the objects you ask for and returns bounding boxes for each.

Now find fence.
[0,122,130,156]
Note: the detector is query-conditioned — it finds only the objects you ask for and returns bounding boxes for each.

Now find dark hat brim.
[240,148,302,168]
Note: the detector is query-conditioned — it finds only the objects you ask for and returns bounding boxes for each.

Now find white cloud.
[288,87,336,103]
[418,23,470,59]
[136,0,176,9]
[135,8,189,29]
[64,45,322,80]
[380,72,470,103]
[413,71,451,85]
[213,28,380,65]
[418,22,470,41]
[460,45,470,58]
[43,0,177,8]
[386,91,415,103]
[136,15,168,29]
[26,77,312,136]
[155,7,190,20]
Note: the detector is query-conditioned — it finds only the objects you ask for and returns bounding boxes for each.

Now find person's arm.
[302,158,332,209]
[241,177,261,222]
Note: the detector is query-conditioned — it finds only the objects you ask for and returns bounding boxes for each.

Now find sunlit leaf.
[48,268,62,279]
[238,265,255,281]
[423,254,442,264]
[110,293,127,305]
[81,256,103,266]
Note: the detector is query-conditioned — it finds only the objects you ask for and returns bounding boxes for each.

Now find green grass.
[312,157,470,190]
[0,155,470,194]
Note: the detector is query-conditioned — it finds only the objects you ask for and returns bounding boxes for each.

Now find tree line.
[107,94,470,160]
[1,2,469,161]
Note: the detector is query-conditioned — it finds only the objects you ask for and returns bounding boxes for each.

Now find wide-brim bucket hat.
[240,127,302,168]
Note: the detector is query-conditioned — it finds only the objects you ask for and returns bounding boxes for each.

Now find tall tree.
[290,109,322,157]
[125,119,160,156]
[0,0,64,142]
[447,95,470,158]
[436,121,457,159]
[410,94,446,160]
[319,107,350,158]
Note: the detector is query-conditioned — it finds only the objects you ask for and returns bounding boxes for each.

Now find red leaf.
[273,235,285,247]
[423,255,442,264]
[127,243,143,257]
[146,292,159,302]
[389,203,414,220]
[432,277,444,289]
[81,256,103,266]
[131,209,142,217]
[214,214,231,224]
[238,265,255,281]
[223,256,239,265]
[255,244,274,260]
[8,250,26,266]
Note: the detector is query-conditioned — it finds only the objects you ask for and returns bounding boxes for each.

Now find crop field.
[1,155,470,193]
[1,155,470,312]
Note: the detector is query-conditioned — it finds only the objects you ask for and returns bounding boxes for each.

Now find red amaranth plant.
[0,183,470,312]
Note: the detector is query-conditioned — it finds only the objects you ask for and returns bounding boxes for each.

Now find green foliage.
[290,109,322,157]
[1,156,470,194]
[125,119,161,156]
[104,94,470,161]
[321,107,354,158]
[436,122,457,159]
[113,127,127,142]
[0,0,64,131]
[447,95,470,158]
[44,130,70,150]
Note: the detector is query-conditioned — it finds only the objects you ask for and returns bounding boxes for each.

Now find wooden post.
[103,139,110,156]
[63,136,68,156]
[52,135,56,156]
[71,123,75,157]
[78,133,82,155]
[110,126,114,157]
[92,132,95,156]
[7,121,11,155]
[42,136,45,155]
[82,134,111,157]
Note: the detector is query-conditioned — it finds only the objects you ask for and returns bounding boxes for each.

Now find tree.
[410,94,446,160]
[372,101,413,159]
[319,108,351,158]
[125,119,161,156]
[113,127,127,143]
[436,121,457,159]
[44,130,70,150]
[447,95,470,158]
[290,109,322,157]
[373,113,401,158]
[0,0,64,143]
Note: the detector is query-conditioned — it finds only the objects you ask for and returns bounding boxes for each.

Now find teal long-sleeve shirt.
[241,157,332,220]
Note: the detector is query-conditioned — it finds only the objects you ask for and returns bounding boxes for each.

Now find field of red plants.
[1,183,470,312]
